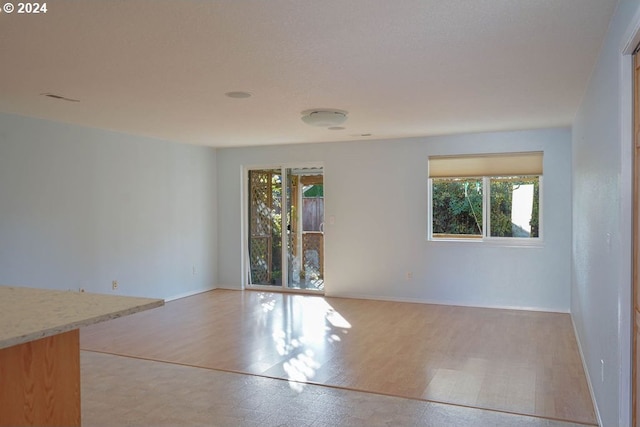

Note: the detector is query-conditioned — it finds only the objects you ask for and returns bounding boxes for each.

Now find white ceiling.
[0,0,617,148]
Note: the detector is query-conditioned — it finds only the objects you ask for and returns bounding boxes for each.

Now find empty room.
[1,1,639,426]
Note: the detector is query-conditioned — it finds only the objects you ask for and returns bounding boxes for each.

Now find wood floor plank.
[80,289,596,425]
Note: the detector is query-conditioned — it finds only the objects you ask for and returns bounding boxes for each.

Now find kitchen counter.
[0,285,163,350]
[0,285,164,427]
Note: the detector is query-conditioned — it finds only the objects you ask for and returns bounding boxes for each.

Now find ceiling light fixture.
[301,109,348,127]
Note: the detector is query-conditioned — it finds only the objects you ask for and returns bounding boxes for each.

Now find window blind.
[428,151,543,178]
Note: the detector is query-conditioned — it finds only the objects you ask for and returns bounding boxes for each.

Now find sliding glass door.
[285,167,324,290]
[247,166,324,292]
[247,169,282,287]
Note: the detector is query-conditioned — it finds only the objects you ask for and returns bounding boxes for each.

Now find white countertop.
[0,286,164,349]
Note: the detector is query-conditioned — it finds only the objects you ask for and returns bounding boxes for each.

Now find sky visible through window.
[511,184,534,234]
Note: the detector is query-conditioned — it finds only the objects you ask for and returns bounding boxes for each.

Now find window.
[428,152,542,242]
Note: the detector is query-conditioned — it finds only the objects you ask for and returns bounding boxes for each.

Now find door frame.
[623,11,640,426]
[634,51,640,427]
[242,161,325,294]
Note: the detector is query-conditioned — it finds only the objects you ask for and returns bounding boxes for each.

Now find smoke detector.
[301,109,348,127]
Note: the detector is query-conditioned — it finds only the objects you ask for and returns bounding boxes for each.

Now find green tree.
[530,180,539,237]
[432,179,483,236]
[271,173,282,281]
[489,180,514,237]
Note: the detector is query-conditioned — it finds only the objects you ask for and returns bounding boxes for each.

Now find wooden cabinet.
[0,331,80,427]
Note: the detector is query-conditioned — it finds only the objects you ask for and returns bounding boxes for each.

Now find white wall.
[217,128,572,312]
[0,113,218,300]
[571,1,640,426]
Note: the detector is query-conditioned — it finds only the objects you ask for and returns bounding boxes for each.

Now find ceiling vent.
[40,93,80,102]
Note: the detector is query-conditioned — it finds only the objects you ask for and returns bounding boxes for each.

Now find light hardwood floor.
[80,289,596,425]
[81,351,594,427]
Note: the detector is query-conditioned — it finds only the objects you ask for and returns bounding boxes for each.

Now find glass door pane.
[248,169,282,286]
[286,167,324,290]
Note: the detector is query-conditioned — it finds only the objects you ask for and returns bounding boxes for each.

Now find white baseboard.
[323,291,569,313]
[165,285,217,302]
[571,315,602,427]
[213,284,243,290]
[177,286,568,313]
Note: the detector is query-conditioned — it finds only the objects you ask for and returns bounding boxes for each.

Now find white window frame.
[428,175,543,245]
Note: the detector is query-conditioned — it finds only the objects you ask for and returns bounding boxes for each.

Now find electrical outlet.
[406,272,413,280]
[112,280,118,291]
[600,359,604,382]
